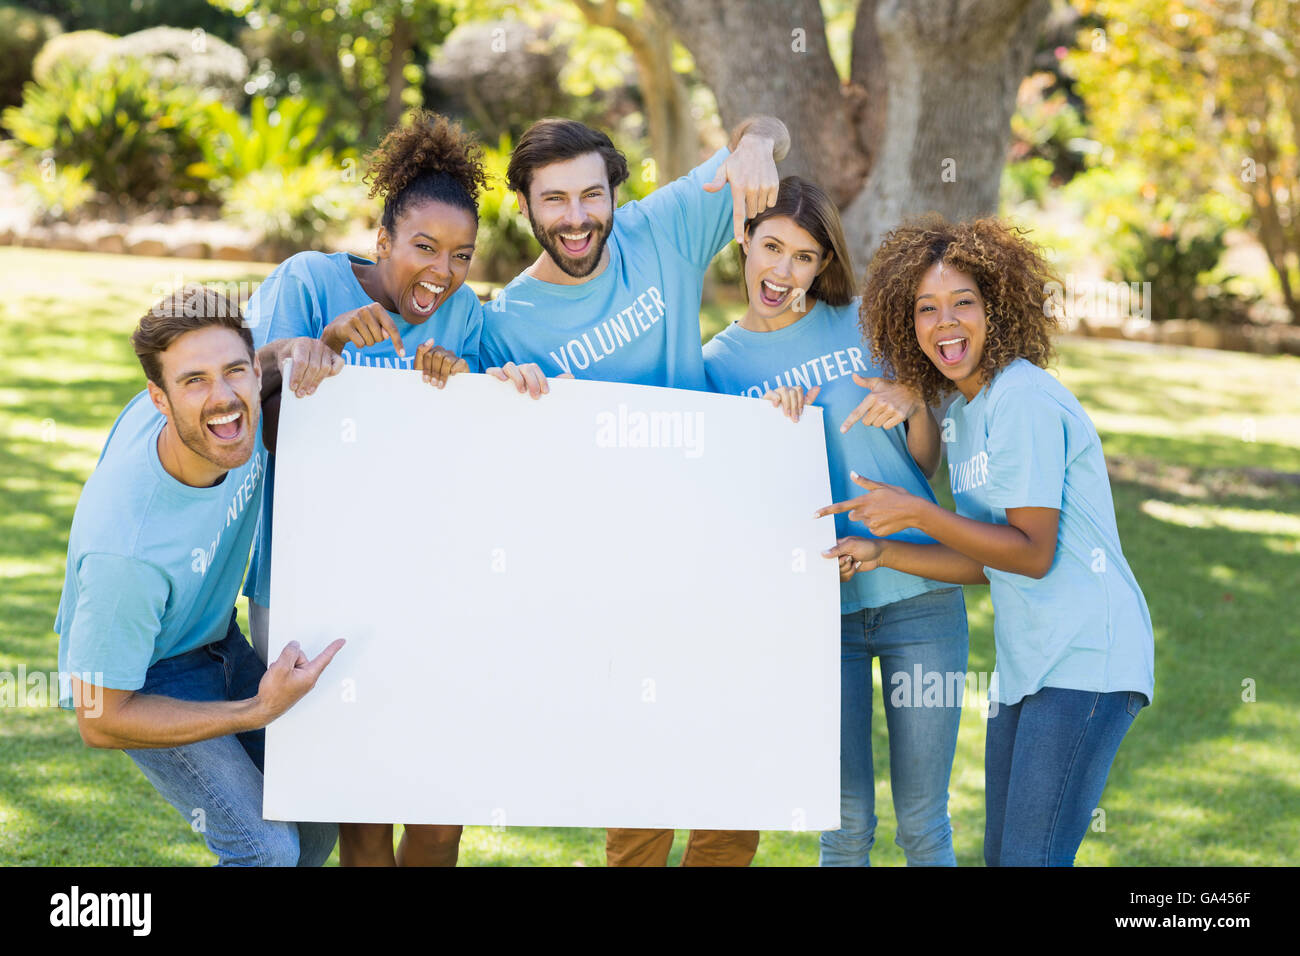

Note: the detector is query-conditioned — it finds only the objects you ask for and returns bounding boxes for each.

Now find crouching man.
[55,285,345,866]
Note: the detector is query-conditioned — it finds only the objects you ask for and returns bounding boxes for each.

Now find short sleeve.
[63,553,170,692]
[478,305,515,370]
[245,261,321,349]
[635,148,734,272]
[984,387,1067,510]
[459,297,486,374]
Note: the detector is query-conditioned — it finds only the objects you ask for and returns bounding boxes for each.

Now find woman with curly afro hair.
[240,111,513,867]
[820,215,1154,866]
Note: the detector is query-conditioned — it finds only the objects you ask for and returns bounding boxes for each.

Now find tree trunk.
[648,0,1051,272]
[648,0,868,205]
[573,0,699,182]
[386,15,414,130]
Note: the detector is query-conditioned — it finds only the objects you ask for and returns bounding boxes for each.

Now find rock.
[128,238,168,258]
[213,244,254,261]
[94,232,128,254]
[171,241,210,260]
[1187,321,1222,350]
[46,235,89,251]
[1157,320,1192,346]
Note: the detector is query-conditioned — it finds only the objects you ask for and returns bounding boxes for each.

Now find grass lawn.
[1,246,1296,866]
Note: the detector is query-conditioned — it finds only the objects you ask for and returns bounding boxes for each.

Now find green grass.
[2,247,1297,866]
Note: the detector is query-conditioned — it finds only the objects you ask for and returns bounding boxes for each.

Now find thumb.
[805,386,821,405]
[702,163,727,193]
[557,372,575,379]
[272,641,301,669]
[853,373,885,390]
[850,470,883,491]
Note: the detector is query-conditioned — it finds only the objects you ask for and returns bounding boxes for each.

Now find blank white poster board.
[263,366,840,830]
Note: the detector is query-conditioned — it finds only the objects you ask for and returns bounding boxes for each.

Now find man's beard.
[172,397,258,472]
[528,209,613,279]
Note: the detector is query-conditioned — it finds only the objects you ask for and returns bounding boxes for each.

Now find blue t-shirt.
[244,250,485,607]
[704,298,952,612]
[54,391,267,707]
[944,358,1155,705]
[479,148,735,390]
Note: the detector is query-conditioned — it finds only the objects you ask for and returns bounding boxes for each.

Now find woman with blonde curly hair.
[821,215,1154,866]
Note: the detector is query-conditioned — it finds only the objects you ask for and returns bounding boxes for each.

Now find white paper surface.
[263,366,840,830]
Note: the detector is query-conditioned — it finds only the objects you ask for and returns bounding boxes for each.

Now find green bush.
[97,26,248,107]
[474,134,538,282]
[2,59,215,209]
[0,4,61,109]
[193,95,333,190]
[14,157,95,222]
[32,29,115,86]
[223,153,362,256]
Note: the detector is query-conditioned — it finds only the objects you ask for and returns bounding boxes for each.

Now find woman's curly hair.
[365,110,489,232]
[860,215,1061,405]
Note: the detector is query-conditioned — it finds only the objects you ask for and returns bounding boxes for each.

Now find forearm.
[878,539,988,584]
[914,501,1050,578]
[905,407,942,478]
[80,691,265,750]
[729,115,790,162]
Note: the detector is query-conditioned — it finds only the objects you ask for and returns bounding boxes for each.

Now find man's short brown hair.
[131,285,253,390]
[506,118,630,199]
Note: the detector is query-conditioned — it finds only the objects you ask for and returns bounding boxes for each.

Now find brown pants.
[605,828,760,867]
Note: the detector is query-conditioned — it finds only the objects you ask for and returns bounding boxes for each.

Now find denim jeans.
[819,587,969,866]
[984,685,1145,867]
[125,611,337,866]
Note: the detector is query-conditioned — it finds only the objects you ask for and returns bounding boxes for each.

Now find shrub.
[474,133,538,282]
[2,59,215,209]
[0,4,61,109]
[193,94,332,190]
[95,26,248,107]
[32,30,116,86]
[13,157,95,222]
[223,153,362,256]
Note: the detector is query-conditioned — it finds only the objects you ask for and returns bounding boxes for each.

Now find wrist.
[240,695,271,732]
[911,499,943,537]
[877,539,896,571]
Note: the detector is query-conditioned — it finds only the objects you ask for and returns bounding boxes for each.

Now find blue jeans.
[820,587,969,866]
[984,686,1145,866]
[125,612,337,867]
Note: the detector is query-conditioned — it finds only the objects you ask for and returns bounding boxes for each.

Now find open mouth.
[205,408,245,442]
[935,336,969,366]
[759,278,792,308]
[411,279,446,316]
[557,230,593,257]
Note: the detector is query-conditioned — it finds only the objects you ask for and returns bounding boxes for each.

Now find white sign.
[263,367,840,830]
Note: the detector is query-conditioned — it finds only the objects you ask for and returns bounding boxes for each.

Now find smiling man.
[55,285,346,866]
[481,116,789,396]
[480,116,789,867]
